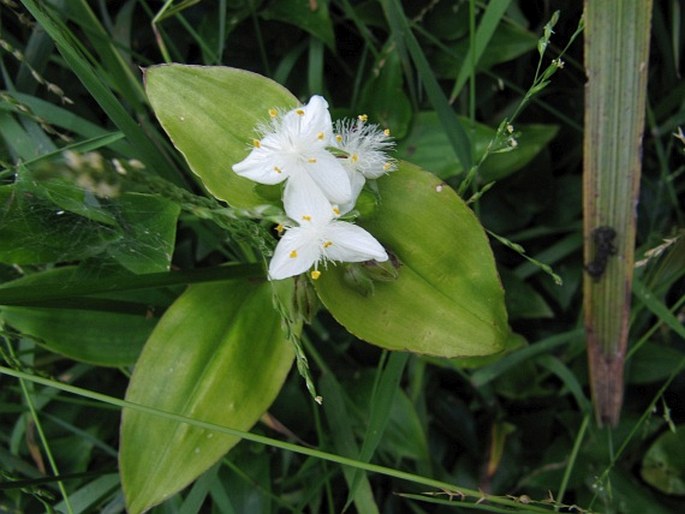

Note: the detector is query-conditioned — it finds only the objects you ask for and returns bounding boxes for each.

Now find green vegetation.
[1,1,683,513]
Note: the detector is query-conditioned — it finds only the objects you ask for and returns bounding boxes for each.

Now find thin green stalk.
[555,413,590,510]
[468,0,476,124]
[247,0,271,76]
[0,365,558,513]
[8,347,74,514]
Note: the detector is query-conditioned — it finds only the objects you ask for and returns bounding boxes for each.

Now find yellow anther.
[311,270,321,280]
[335,134,343,142]
[332,206,341,216]
[358,114,368,123]
[252,139,261,148]
[317,131,325,140]
[289,250,298,258]
[302,215,312,221]
[383,161,392,170]
[307,157,317,163]
[383,128,391,136]
[323,241,333,248]
[274,166,282,173]
[275,224,285,234]
[296,109,305,116]
[268,108,278,118]
[351,153,359,163]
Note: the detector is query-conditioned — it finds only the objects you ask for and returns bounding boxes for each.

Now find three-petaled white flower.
[332,116,397,212]
[268,185,388,281]
[232,95,395,281]
[232,95,352,208]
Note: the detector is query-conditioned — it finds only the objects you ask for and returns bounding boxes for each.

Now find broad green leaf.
[397,111,558,181]
[144,64,298,208]
[316,162,508,357]
[261,0,336,50]
[120,279,294,514]
[641,426,685,495]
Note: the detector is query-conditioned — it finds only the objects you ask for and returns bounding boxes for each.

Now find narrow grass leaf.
[0,264,262,306]
[66,0,147,109]
[0,364,560,513]
[52,474,120,514]
[449,0,512,102]
[7,92,135,156]
[381,0,473,171]
[320,372,380,514]
[345,352,408,509]
[582,0,654,425]
[19,0,185,185]
[633,278,685,340]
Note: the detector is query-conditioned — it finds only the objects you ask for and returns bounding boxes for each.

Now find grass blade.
[582,0,654,426]
[381,0,473,172]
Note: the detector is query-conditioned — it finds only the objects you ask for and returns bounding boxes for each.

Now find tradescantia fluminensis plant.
[120,64,509,512]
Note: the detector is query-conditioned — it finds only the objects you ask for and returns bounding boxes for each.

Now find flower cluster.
[232,96,396,281]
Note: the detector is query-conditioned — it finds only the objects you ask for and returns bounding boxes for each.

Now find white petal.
[323,221,388,262]
[268,227,321,280]
[232,147,287,185]
[283,174,336,224]
[279,95,333,149]
[336,171,366,215]
[305,152,353,204]
[300,95,334,143]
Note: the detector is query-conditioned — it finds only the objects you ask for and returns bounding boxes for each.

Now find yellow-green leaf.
[144,64,298,208]
[316,162,508,357]
[120,279,294,513]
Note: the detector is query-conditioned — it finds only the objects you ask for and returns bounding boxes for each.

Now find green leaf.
[261,0,336,50]
[316,161,508,357]
[1,306,153,366]
[105,193,181,273]
[357,47,412,139]
[434,21,537,80]
[0,174,179,271]
[144,64,298,208]
[448,0,513,101]
[627,343,685,384]
[641,426,685,495]
[120,279,294,514]
[0,183,120,265]
[499,269,554,320]
[397,111,558,180]
[0,267,164,366]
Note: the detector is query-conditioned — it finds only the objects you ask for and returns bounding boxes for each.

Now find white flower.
[232,95,352,206]
[333,115,396,180]
[268,184,388,281]
[332,116,396,213]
